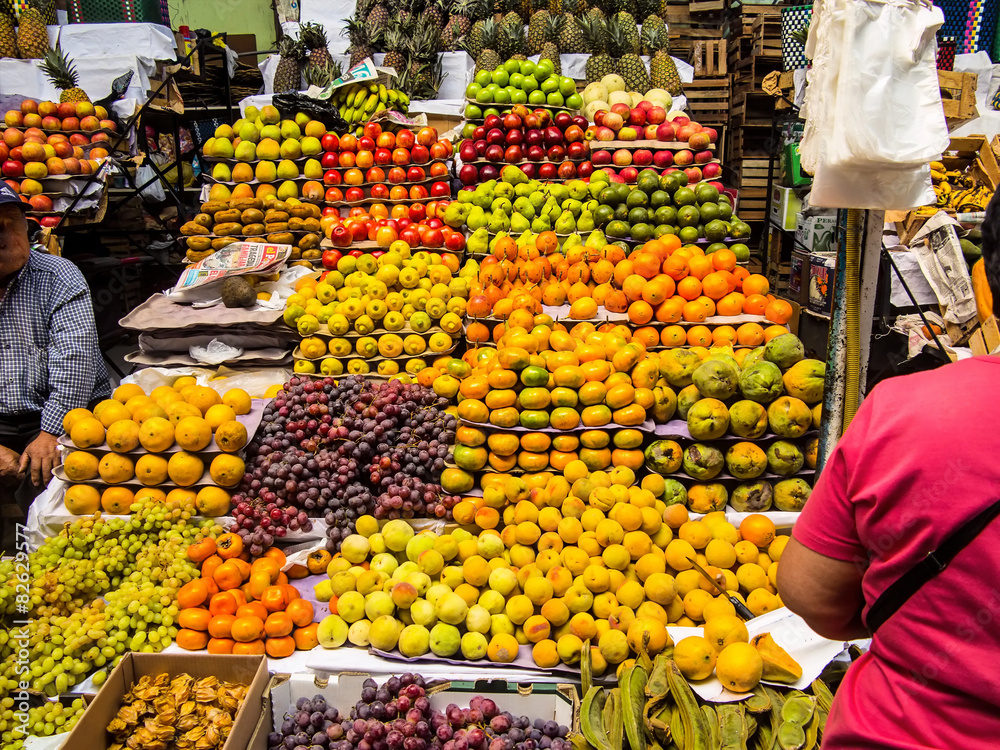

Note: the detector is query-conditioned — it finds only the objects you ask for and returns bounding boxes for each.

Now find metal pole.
[857,210,884,393]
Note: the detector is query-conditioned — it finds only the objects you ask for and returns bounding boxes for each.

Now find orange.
[688,255,714,280]
[696,296,716,317]
[742,274,770,297]
[716,292,745,317]
[711,249,737,271]
[711,326,737,347]
[682,300,707,322]
[732,266,750,287]
[655,298,684,323]
[663,255,689,281]
[632,326,659,349]
[739,515,777,548]
[642,278,672,305]
[765,299,793,324]
[743,294,768,315]
[660,325,687,347]
[687,326,713,347]
[628,300,653,325]
[642,239,668,260]
[701,272,730,300]
[621,274,646,302]
[763,325,789,342]
[736,323,765,347]
[633,253,661,279]
[676,276,702,301]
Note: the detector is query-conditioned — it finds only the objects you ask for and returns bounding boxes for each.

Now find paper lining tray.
[293,340,458,362]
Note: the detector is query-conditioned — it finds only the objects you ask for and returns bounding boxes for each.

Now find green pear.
[567,180,589,200]
[234,140,256,161]
[528,191,546,211]
[577,210,595,232]
[256,137,280,161]
[585,230,607,248]
[467,227,489,254]
[443,202,470,227]
[545,200,561,222]
[514,183,533,197]
[277,179,299,200]
[472,189,494,211]
[237,122,260,143]
[491,197,512,214]
[260,124,281,141]
[510,212,530,234]
[513,197,535,220]
[563,233,582,249]
[500,164,528,185]
[277,159,300,179]
[212,162,232,181]
[294,112,311,127]
[303,159,324,179]
[232,118,247,134]
[466,206,488,231]
[301,136,322,156]
[488,208,511,233]
[530,214,551,233]
[549,184,569,203]
[563,198,583,217]
[255,161,277,182]
[495,182,514,199]
[456,191,474,204]
[280,139,302,159]
[254,117,265,130]
[554,210,577,234]
[280,119,301,140]
[210,138,234,159]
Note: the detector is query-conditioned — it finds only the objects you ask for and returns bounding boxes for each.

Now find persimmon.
[208,614,236,639]
[286,598,315,627]
[200,554,223,581]
[232,640,266,655]
[264,611,294,638]
[293,623,319,650]
[283,584,300,602]
[177,580,209,609]
[187,537,217,563]
[202,577,220,597]
[263,547,287,568]
[176,628,209,650]
[231,615,264,643]
[277,572,289,586]
[215,532,243,559]
[251,557,280,583]
[209,592,239,616]
[178,608,211,631]
[230,558,251,581]
[261,585,288,613]
[265,635,296,659]
[213,560,243,591]
[249,571,272,600]
[207,637,235,654]
[236,602,269,621]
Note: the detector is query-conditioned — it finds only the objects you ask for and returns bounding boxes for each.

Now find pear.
[488,209,510,233]
[567,180,589,200]
[577,211,595,233]
[244,105,261,122]
[563,198,583,217]
[443,202,470,228]
[466,207,487,231]
[513,197,535,220]
[294,112,311,127]
[495,182,514,199]
[588,181,605,200]
[211,138,234,159]
[232,118,247,134]
[530,214,551,233]
[528,191,546,211]
[563,233,582,249]
[260,124,281,141]
[234,140,256,162]
[259,105,279,124]
[238,122,260,143]
[232,163,254,183]
[456,191,474,204]
[500,164,528,185]
[277,180,299,200]
[751,633,803,683]
[585,230,607,248]
[467,228,489,255]
[550,184,569,203]
[301,136,322,156]
[254,117,265,131]
[255,161,277,182]
[280,120,302,140]
[491,197,512,214]
[545,200,561,222]
[303,159,324,179]
[212,162,232,181]
[510,212,530,235]
[280,139,302,159]
[208,183,232,201]
[276,159,299,179]
[256,137,281,161]
[214,124,234,139]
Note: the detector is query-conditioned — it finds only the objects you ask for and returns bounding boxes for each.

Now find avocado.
[960,238,982,265]
[221,276,256,308]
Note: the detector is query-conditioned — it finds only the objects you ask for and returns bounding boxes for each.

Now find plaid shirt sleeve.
[40,274,106,435]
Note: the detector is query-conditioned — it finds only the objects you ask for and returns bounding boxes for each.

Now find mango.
[782,359,826,404]
[738,361,784,403]
[763,334,804,370]
[644,440,683,474]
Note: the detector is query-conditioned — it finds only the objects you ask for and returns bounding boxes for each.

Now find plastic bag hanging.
[800,0,950,209]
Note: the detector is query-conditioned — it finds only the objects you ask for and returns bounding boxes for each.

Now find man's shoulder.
[26,251,85,284]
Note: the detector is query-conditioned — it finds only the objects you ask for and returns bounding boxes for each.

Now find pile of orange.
[468,233,795,331]
[176,535,318,658]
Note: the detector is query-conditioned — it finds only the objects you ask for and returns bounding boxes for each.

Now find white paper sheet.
[886,247,939,307]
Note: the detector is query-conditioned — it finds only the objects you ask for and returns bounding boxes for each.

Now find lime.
[606,220,630,238]
[706,242,728,255]
[600,187,621,206]
[637,173,659,195]
[528,89,546,105]
[566,92,583,110]
[653,225,675,239]
[540,76,559,94]
[475,70,492,87]
[730,243,750,261]
[704,220,728,242]
[695,184,719,204]
[631,223,653,242]
[626,189,649,208]
[674,187,696,206]
[654,206,678,225]
[718,202,733,220]
[595,204,615,226]
[718,194,732,204]
[679,226,700,243]
[613,203,629,222]
[699,203,720,222]
[628,207,649,225]
[731,222,751,239]
[547,91,565,107]
[650,190,671,208]
[677,205,700,227]
[615,183,630,203]
[519,60,537,77]
[492,69,510,87]
[674,171,689,187]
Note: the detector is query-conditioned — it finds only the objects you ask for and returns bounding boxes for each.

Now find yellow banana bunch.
[329,80,410,128]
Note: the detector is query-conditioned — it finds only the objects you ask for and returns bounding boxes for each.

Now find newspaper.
[909,212,978,325]
[171,242,291,301]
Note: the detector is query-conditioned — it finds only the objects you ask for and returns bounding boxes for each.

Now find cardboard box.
[808,252,836,316]
[63,653,269,750]
[789,250,810,305]
[795,213,837,254]
[251,673,578,748]
[942,136,1000,192]
[770,185,802,231]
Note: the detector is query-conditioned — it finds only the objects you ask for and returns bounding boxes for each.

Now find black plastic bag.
[273,92,349,131]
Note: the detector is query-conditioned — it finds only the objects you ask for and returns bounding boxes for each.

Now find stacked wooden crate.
[727,5,783,229]
[684,40,730,129]
[665,0,727,63]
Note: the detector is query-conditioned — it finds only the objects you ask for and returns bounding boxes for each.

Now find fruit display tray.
[56,399,268,456]
[292,340,458,362]
[302,323,451,339]
[652,421,818,442]
[459,416,656,434]
[459,156,591,167]
[323,194,443,208]
[176,228,319,242]
[201,155,452,169]
[592,140,717,150]
[463,98,577,113]
[318,239,465,256]
[0,123,118,137]
[53,463,232,490]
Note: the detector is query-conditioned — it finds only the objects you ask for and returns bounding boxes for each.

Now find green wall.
[167,0,277,56]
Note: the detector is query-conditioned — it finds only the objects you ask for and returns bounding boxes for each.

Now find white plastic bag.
[136,162,167,203]
[189,339,245,365]
[801,0,948,209]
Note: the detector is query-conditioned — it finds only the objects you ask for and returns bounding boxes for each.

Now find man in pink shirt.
[778,192,1000,748]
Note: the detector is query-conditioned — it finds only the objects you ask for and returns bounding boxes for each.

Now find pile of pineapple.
[0,0,55,60]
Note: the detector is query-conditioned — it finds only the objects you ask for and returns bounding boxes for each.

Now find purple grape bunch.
[267,676,570,750]
[228,376,461,556]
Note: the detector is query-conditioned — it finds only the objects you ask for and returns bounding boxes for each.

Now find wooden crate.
[693,40,728,77]
[730,91,776,128]
[727,4,782,37]
[938,70,978,122]
[684,77,731,127]
[751,15,782,57]
[690,0,727,13]
[729,127,777,162]
[730,54,783,89]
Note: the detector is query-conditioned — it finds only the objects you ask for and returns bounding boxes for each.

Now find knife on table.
[687,556,756,622]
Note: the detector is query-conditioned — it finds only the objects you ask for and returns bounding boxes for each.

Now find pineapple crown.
[449,0,476,16]
[301,22,330,49]
[277,35,307,60]
[0,0,14,19]
[304,60,342,87]
[470,17,498,51]
[39,44,81,91]
[544,14,562,41]
[641,22,668,53]
[501,20,525,49]
[605,16,629,57]
[561,0,578,15]
[576,14,606,52]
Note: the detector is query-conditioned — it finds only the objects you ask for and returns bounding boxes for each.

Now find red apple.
[652,150,674,168]
[557,161,577,180]
[689,132,711,150]
[61,117,80,131]
[671,115,690,127]
[593,110,607,126]
[684,166,703,183]
[694,150,713,165]
[62,157,81,174]
[546,144,566,162]
[458,164,479,185]
[505,129,523,146]
[628,108,646,127]
[520,163,536,179]
[527,145,545,162]
[484,144,504,162]
[504,145,523,163]
[619,166,638,183]
[602,112,624,131]
[702,163,722,180]
[406,165,426,182]
[479,164,499,181]
[612,149,632,166]
[1,161,23,178]
[644,125,659,140]
[647,107,666,125]
[633,149,653,166]
[567,141,587,159]
[595,126,616,142]
[577,161,594,179]
[538,163,557,180]
[674,149,694,166]
[703,127,719,144]
[564,124,584,142]
[430,181,450,197]
[610,103,631,118]
[591,149,612,165]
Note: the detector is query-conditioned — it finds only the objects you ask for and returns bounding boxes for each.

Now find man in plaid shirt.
[0,184,110,525]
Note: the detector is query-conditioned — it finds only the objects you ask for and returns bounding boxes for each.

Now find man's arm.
[0,444,23,485]
[777,537,868,641]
